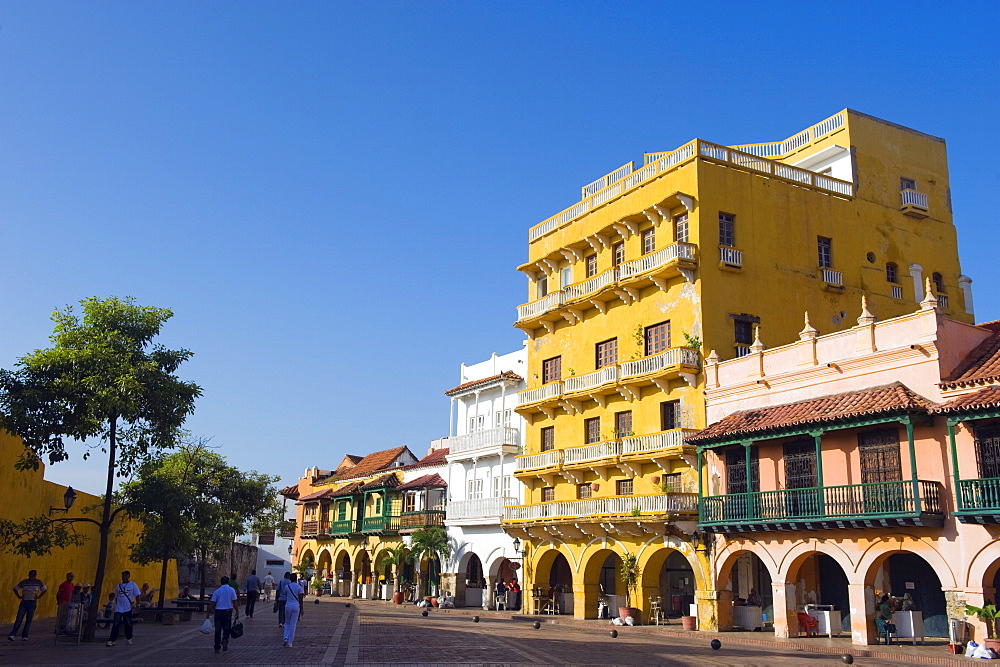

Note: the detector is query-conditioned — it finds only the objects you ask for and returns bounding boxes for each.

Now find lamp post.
[49,486,77,515]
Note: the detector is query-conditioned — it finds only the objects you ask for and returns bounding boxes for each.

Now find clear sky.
[1,1,998,494]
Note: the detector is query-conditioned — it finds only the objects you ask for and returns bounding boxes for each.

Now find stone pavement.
[0,596,969,665]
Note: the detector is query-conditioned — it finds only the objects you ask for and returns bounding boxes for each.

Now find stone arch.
[779,541,856,585]
[299,548,316,568]
[779,544,853,635]
[964,540,1000,591]
[638,544,697,620]
[637,534,708,592]
[860,543,952,638]
[713,540,778,592]
[857,537,957,589]
[316,547,333,577]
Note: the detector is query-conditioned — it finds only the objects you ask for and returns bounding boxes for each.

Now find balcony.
[279,521,296,539]
[621,429,697,457]
[447,426,519,459]
[446,497,518,523]
[699,480,944,533]
[503,493,698,523]
[516,381,563,412]
[329,519,355,537]
[515,449,564,473]
[515,291,565,330]
[619,242,697,287]
[399,509,446,531]
[564,366,619,395]
[821,267,844,290]
[719,246,743,269]
[900,189,929,218]
[563,440,622,467]
[300,520,330,538]
[620,347,700,391]
[955,478,1000,524]
[361,515,400,535]
[564,268,617,303]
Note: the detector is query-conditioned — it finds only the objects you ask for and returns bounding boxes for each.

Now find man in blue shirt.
[275,572,291,627]
[244,570,261,618]
[208,576,240,653]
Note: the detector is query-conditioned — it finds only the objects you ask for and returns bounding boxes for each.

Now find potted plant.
[618,551,641,623]
[966,603,1000,652]
[311,579,324,597]
[408,526,452,604]
[376,544,412,604]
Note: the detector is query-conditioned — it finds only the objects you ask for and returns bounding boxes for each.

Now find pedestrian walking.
[56,572,74,631]
[106,570,141,647]
[276,572,290,626]
[244,569,261,618]
[208,575,240,653]
[281,573,303,648]
[7,569,47,641]
[262,571,275,602]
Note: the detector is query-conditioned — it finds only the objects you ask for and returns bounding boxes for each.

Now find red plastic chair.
[797,612,819,637]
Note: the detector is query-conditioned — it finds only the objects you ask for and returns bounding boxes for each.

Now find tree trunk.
[198,546,207,599]
[84,416,117,642]
[157,542,170,608]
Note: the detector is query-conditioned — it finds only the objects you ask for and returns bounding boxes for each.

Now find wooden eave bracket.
[589,299,608,315]
[651,377,670,392]
[617,385,640,402]
[678,268,695,284]
[679,372,697,388]
[559,399,583,415]
[558,469,584,484]
[613,288,634,305]
[540,320,557,334]
[618,460,643,477]
[539,405,557,420]
[589,392,608,408]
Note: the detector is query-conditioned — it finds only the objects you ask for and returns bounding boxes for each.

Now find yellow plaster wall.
[0,430,176,624]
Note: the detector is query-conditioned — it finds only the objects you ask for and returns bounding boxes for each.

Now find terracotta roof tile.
[931,386,1000,414]
[331,481,364,496]
[445,371,523,397]
[279,485,300,499]
[689,382,935,446]
[941,332,1000,388]
[407,448,449,469]
[398,473,447,490]
[361,473,400,490]
[298,488,334,502]
[313,445,414,484]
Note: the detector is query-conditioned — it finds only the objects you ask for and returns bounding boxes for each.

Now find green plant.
[630,506,641,517]
[967,603,1000,639]
[569,368,576,376]
[683,333,702,350]
[376,544,412,593]
[311,579,324,591]
[633,325,645,352]
[619,551,640,609]
[659,480,676,493]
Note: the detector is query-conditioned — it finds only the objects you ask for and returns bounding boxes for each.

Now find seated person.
[71,584,83,603]
[137,583,158,607]
[179,586,197,600]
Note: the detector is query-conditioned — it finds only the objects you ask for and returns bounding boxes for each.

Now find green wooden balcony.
[955,478,1000,524]
[699,480,944,533]
[329,519,355,536]
[360,515,400,535]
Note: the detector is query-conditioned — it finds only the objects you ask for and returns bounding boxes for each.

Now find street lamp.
[361,536,370,552]
[49,487,77,515]
[512,537,520,554]
[692,530,710,554]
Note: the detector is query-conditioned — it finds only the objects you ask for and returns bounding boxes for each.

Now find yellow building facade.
[505,110,971,629]
[0,430,175,624]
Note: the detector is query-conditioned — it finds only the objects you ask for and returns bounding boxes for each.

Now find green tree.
[408,526,451,598]
[0,296,201,640]
[375,544,412,594]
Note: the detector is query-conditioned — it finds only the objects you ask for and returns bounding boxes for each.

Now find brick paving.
[0,596,969,665]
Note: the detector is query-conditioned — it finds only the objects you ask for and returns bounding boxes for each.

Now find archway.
[639,550,695,619]
[717,549,774,631]
[317,548,333,579]
[463,553,484,607]
[868,552,948,638]
[354,551,373,599]
[581,548,622,619]
[786,553,851,633]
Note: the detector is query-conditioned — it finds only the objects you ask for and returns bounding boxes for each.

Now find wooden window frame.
[644,321,671,356]
[719,212,735,248]
[616,479,634,496]
[584,417,601,445]
[641,228,655,255]
[818,236,833,268]
[586,254,598,278]
[612,242,625,267]
[541,426,555,452]
[542,356,562,384]
[596,338,618,369]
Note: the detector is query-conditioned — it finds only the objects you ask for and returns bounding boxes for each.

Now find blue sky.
[1,1,998,493]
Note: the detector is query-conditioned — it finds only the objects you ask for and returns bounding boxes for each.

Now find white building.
[442,345,528,609]
[252,492,298,583]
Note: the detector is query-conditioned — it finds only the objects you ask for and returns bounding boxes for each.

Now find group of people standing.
[207,569,305,653]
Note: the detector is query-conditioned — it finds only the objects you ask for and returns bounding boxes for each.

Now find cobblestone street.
[0,597,960,666]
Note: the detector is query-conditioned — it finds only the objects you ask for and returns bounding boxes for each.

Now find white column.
[449,397,456,437]
[909,263,923,304]
[959,275,975,317]
[473,390,481,433]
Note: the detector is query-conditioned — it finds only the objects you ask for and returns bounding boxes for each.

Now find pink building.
[692,284,1000,645]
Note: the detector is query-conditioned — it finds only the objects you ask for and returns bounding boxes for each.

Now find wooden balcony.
[360,515,399,535]
[399,509,446,532]
[329,519,355,537]
[699,480,944,533]
[300,520,330,538]
[955,478,1000,524]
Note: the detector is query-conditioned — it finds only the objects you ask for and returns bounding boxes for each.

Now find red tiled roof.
[941,331,1000,388]
[361,473,400,490]
[931,386,1000,414]
[398,473,447,490]
[331,481,363,496]
[445,371,523,397]
[298,488,335,502]
[314,445,415,484]
[689,382,936,445]
[406,448,449,469]
[279,485,300,499]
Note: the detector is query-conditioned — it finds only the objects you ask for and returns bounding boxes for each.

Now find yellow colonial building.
[504,109,972,629]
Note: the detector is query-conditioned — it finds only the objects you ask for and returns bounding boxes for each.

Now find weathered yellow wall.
[0,430,176,623]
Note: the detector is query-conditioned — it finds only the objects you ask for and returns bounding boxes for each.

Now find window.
[660,400,680,430]
[586,254,598,278]
[495,409,512,428]
[542,487,555,503]
[467,478,484,500]
[374,495,382,515]
[734,319,754,346]
[614,411,632,438]
[817,236,833,268]
[337,501,348,521]
[258,532,275,545]
[644,321,671,356]
[540,426,555,452]
[719,213,735,247]
[403,493,416,513]
[493,475,512,498]
[561,266,572,288]
[616,479,633,496]
[468,416,475,433]
[641,228,655,254]
[933,272,946,293]
[265,559,286,566]
[886,262,898,284]
[612,242,625,267]
[537,276,548,299]
[542,356,562,384]
[858,429,901,483]
[596,338,618,368]
[674,213,689,243]
[584,417,601,444]
[725,447,759,494]
[900,177,917,191]
[974,421,1000,479]
[577,482,592,499]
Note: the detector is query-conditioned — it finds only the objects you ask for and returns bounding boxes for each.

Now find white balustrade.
[734,344,752,358]
[619,243,696,280]
[514,449,564,471]
[720,246,743,267]
[901,189,928,208]
[503,493,698,521]
[657,142,696,169]
[563,440,621,464]
[529,216,559,241]
[516,290,565,321]
[564,268,617,302]
[559,200,592,225]
[810,112,845,140]
[621,430,690,454]
[938,294,949,309]
[591,181,622,207]
[622,161,658,190]
[821,268,843,286]
[582,162,634,198]
[448,427,520,455]
[517,382,563,406]
[564,366,618,393]
[620,347,700,377]
[447,497,518,521]
[891,285,903,299]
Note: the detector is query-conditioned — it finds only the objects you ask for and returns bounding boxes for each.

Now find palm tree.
[376,544,412,595]
[408,526,452,598]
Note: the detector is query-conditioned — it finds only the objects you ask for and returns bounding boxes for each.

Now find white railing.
[582,163,634,198]
[700,141,852,197]
[564,366,619,393]
[563,440,621,464]
[891,285,903,299]
[621,429,691,455]
[821,268,843,286]
[591,181,623,207]
[559,200,592,225]
[938,294,949,309]
[901,189,928,208]
[515,450,564,471]
[529,216,559,242]
[622,161,658,190]
[733,112,845,157]
[564,268,617,302]
[720,246,743,267]
[516,291,565,321]
[503,493,699,521]
[448,427,520,455]
[620,347,700,377]
[517,382,563,406]
[619,243,697,280]
[734,344,752,358]
[447,497,518,521]
[657,142,697,169]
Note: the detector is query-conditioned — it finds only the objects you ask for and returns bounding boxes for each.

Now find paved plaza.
[0,598,965,666]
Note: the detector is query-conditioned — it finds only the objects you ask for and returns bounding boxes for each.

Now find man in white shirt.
[262,572,275,602]
[106,571,141,647]
[8,569,47,641]
[208,576,240,653]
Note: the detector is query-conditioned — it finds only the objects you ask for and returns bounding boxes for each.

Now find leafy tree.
[408,526,451,597]
[0,515,86,556]
[375,544,412,594]
[0,296,201,640]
